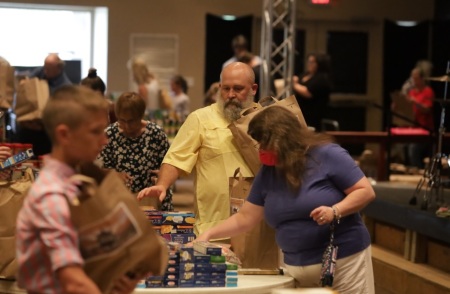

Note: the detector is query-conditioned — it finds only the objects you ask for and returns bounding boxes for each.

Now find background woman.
[170,74,190,121]
[204,81,220,106]
[80,68,116,123]
[292,53,332,131]
[406,67,435,168]
[97,92,172,210]
[131,58,161,119]
[196,106,375,293]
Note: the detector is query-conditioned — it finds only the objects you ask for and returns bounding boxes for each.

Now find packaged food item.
[210,255,226,263]
[135,280,146,288]
[180,247,194,262]
[193,241,222,256]
[0,148,34,170]
[162,233,196,244]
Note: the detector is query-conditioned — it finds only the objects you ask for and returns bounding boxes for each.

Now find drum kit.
[410,62,450,212]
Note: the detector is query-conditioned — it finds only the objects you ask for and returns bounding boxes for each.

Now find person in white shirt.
[169,74,190,121]
[222,34,261,69]
[131,57,161,119]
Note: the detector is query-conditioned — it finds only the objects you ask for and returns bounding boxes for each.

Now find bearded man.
[138,62,257,236]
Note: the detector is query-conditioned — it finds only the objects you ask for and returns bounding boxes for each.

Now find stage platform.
[365,181,450,244]
[363,181,450,293]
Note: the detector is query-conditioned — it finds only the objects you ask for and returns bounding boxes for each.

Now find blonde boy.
[16,85,139,294]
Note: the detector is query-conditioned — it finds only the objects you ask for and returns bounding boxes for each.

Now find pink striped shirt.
[16,156,84,293]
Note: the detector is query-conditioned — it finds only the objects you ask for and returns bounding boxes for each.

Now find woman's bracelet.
[332,205,342,224]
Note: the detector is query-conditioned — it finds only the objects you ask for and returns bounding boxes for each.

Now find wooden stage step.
[372,245,450,294]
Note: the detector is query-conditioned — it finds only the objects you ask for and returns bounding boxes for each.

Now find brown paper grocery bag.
[0,168,34,279]
[15,77,49,122]
[67,163,168,294]
[228,105,262,176]
[229,95,307,175]
[135,192,161,210]
[0,59,15,109]
[229,168,279,269]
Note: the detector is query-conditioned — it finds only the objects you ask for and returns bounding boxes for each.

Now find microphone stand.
[409,61,450,210]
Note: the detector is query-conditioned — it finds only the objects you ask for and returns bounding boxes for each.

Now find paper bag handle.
[233,167,244,181]
[238,96,277,117]
[258,96,278,107]
[239,105,260,117]
[68,174,98,206]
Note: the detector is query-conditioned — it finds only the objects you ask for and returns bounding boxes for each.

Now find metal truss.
[260,0,297,99]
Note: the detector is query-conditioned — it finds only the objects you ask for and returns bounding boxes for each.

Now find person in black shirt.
[292,53,332,131]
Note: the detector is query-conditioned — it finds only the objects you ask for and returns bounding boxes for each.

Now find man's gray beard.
[217,95,254,122]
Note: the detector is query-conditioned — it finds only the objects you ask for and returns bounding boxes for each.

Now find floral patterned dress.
[98,121,173,210]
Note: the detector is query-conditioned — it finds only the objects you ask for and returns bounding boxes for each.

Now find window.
[0,3,107,84]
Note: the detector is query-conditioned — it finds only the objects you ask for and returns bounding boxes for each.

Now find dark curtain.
[327,31,368,94]
[434,0,450,20]
[204,14,253,93]
[382,19,430,130]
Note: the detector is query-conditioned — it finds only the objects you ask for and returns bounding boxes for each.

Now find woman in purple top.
[196,106,375,293]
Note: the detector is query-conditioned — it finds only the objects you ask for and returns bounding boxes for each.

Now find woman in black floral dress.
[97,92,173,210]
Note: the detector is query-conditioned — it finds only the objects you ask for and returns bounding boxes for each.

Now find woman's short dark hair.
[115,92,146,119]
[172,75,188,94]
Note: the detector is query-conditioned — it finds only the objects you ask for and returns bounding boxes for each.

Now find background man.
[18,53,72,157]
[222,35,261,69]
[31,53,72,94]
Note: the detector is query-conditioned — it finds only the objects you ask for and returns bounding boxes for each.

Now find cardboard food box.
[162,233,196,244]
[140,210,196,227]
[161,224,194,234]
[162,212,196,225]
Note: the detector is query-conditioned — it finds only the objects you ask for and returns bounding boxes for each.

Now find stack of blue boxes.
[145,241,239,288]
[145,248,180,288]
